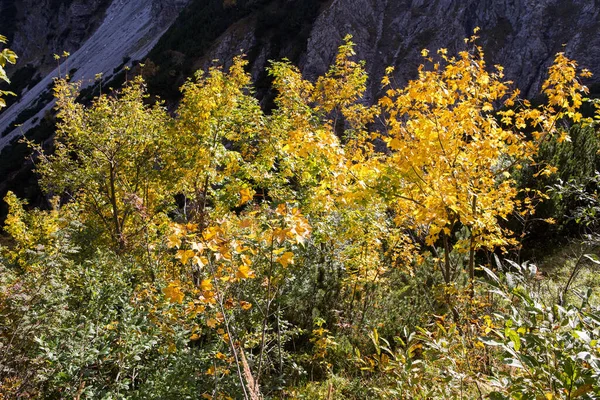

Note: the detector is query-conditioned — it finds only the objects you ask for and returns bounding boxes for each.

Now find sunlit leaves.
[236,264,252,279]
[239,187,254,205]
[33,76,173,251]
[200,279,213,292]
[163,281,185,304]
[378,37,591,255]
[0,34,17,108]
[276,251,294,268]
[176,249,196,265]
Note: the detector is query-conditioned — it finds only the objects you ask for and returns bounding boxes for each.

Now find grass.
[536,239,600,306]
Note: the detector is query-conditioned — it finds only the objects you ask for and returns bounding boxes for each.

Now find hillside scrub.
[1,33,600,399]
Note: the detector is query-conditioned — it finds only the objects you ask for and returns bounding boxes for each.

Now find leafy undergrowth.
[1,32,600,399]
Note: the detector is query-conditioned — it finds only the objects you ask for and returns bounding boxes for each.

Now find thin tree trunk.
[109,161,124,250]
[468,196,477,298]
[443,232,451,284]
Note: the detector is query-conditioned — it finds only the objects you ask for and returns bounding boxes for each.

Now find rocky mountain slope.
[182,0,600,103]
[3,0,600,144]
[0,0,112,75]
[302,0,600,101]
[0,0,189,151]
[0,0,599,213]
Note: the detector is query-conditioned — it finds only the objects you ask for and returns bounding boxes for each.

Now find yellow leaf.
[206,318,218,328]
[277,251,294,267]
[207,241,219,252]
[106,321,118,331]
[163,282,184,304]
[167,233,181,249]
[237,264,252,279]
[380,96,393,108]
[176,249,196,265]
[388,137,402,150]
[193,256,208,268]
[200,279,213,292]
[186,223,198,231]
[239,218,253,229]
[273,228,288,243]
[168,342,177,353]
[203,227,219,241]
[240,254,252,267]
[239,187,254,205]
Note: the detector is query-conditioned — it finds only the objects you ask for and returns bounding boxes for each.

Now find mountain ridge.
[0,0,599,194]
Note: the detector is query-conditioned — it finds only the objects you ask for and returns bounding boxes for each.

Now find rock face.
[151,0,190,25]
[0,0,190,151]
[0,0,112,75]
[184,0,600,106]
[300,0,600,100]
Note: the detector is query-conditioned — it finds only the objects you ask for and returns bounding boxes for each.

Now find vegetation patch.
[1,33,600,399]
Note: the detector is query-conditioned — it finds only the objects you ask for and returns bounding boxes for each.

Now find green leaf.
[480,337,503,346]
[573,330,591,343]
[505,328,521,351]
[488,392,509,400]
[503,357,524,369]
[482,265,501,285]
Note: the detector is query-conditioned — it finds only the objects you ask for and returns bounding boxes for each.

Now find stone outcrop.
[0,0,112,75]
[187,0,600,107]
[0,0,190,151]
[300,0,600,100]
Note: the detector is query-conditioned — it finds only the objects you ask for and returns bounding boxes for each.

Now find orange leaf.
[240,300,252,310]
[163,282,184,304]
[237,264,252,279]
[200,279,213,292]
[277,251,294,267]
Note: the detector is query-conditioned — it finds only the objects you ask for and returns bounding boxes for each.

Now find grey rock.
[302,0,600,99]
[0,0,190,151]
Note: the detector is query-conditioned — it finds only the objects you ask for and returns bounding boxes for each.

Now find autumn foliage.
[1,34,600,398]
